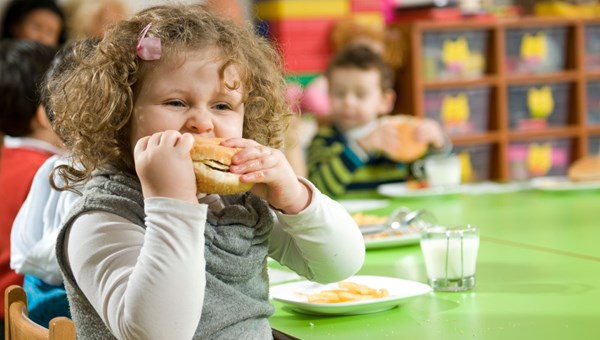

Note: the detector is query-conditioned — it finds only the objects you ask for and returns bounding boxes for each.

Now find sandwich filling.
[202,159,230,172]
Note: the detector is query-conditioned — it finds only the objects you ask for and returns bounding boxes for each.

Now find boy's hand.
[134,130,197,203]
[415,118,445,149]
[223,138,311,215]
[358,123,402,156]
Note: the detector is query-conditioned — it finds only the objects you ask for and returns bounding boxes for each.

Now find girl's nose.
[185,108,213,134]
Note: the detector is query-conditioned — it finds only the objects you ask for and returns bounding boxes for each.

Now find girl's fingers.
[176,133,195,150]
[147,131,163,146]
[231,152,278,174]
[220,137,259,149]
[231,145,272,164]
[134,136,151,155]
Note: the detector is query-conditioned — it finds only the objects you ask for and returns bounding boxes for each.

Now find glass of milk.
[412,153,462,187]
[420,224,479,291]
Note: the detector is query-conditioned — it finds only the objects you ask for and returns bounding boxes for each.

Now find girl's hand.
[222,138,311,215]
[134,130,197,203]
[416,118,445,149]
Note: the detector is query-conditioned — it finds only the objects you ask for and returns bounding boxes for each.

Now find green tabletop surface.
[269,188,600,339]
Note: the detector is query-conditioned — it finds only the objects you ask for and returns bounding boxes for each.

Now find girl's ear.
[378,88,397,116]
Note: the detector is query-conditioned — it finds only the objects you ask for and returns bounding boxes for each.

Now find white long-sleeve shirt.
[64,179,365,340]
[11,155,78,285]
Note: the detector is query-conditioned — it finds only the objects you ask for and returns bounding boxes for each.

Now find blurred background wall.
[0,0,254,24]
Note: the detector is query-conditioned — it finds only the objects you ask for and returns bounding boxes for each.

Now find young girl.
[48,5,364,340]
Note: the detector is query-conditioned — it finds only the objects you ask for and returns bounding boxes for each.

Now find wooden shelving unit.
[394,17,600,181]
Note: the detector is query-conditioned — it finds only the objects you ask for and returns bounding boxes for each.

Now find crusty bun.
[382,116,428,162]
[568,156,600,182]
[191,137,254,195]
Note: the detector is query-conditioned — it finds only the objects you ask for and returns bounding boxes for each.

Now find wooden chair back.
[4,285,76,340]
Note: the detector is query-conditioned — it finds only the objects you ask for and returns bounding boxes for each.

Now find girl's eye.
[166,100,185,107]
[214,103,232,110]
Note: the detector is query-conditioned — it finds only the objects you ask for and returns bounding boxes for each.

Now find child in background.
[62,0,130,42]
[48,5,364,339]
[284,15,398,177]
[300,15,401,125]
[0,39,61,331]
[10,39,99,327]
[0,0,66,46]
[308,46,449,198]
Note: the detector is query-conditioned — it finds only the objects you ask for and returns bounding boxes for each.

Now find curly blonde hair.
[49,5,291,190]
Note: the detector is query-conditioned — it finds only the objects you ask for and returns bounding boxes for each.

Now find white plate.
[364,233,421,250]
[377,183,462,198]
[459,181,530,195]
[337,199,390,213]
[530,176,600,191]
[270,275,431,316]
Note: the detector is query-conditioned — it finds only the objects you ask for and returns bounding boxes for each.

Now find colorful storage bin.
[350,0,382,12]
[504,26,568,74]
[586,81,600,125]
[262,18,335,73]
[585,24,600,71]
[454,144,493,182]
[508,138,572,180]
[255,0,349,20]
[422,30,488,80]
[424,87,491,135]
[508,83,571,131]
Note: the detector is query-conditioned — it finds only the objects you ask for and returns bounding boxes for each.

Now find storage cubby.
[394,17,600,181]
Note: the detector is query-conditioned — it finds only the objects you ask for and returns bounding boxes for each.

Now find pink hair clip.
[136,23,161,61]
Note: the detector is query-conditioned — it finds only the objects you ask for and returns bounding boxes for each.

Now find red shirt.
[0,145,54,319]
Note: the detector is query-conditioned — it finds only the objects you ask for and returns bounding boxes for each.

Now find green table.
[269,189,600,339]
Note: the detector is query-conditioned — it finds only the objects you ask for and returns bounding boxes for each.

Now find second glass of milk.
[420,225,480,291]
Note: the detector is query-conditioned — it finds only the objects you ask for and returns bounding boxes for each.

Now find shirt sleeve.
[268,178,365,284]
[66,198,207,340]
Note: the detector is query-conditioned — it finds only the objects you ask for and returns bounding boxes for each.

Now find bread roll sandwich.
[567,156,600,182]
[191,137,254,195]
[381,116,428,162]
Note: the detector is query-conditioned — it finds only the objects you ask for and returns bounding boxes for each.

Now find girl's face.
[328,67,391,131]
[13,9,62,46]
[130,48,245,148]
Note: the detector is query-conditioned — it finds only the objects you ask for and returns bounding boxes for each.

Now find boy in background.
[0,40,61,331]
[308,46,449,197]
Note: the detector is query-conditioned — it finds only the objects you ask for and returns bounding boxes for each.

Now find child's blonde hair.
[49,5,291,190]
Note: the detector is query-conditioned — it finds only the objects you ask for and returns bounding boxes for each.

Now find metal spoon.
[361,207,434,235]
[391,209,436,231]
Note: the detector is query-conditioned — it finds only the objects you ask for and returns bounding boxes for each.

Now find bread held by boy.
[381,116,428,162]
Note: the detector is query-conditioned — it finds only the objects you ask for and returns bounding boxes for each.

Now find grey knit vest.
[55,167,275,339]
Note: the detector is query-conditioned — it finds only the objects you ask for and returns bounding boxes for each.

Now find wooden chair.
[4,285,76,340]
